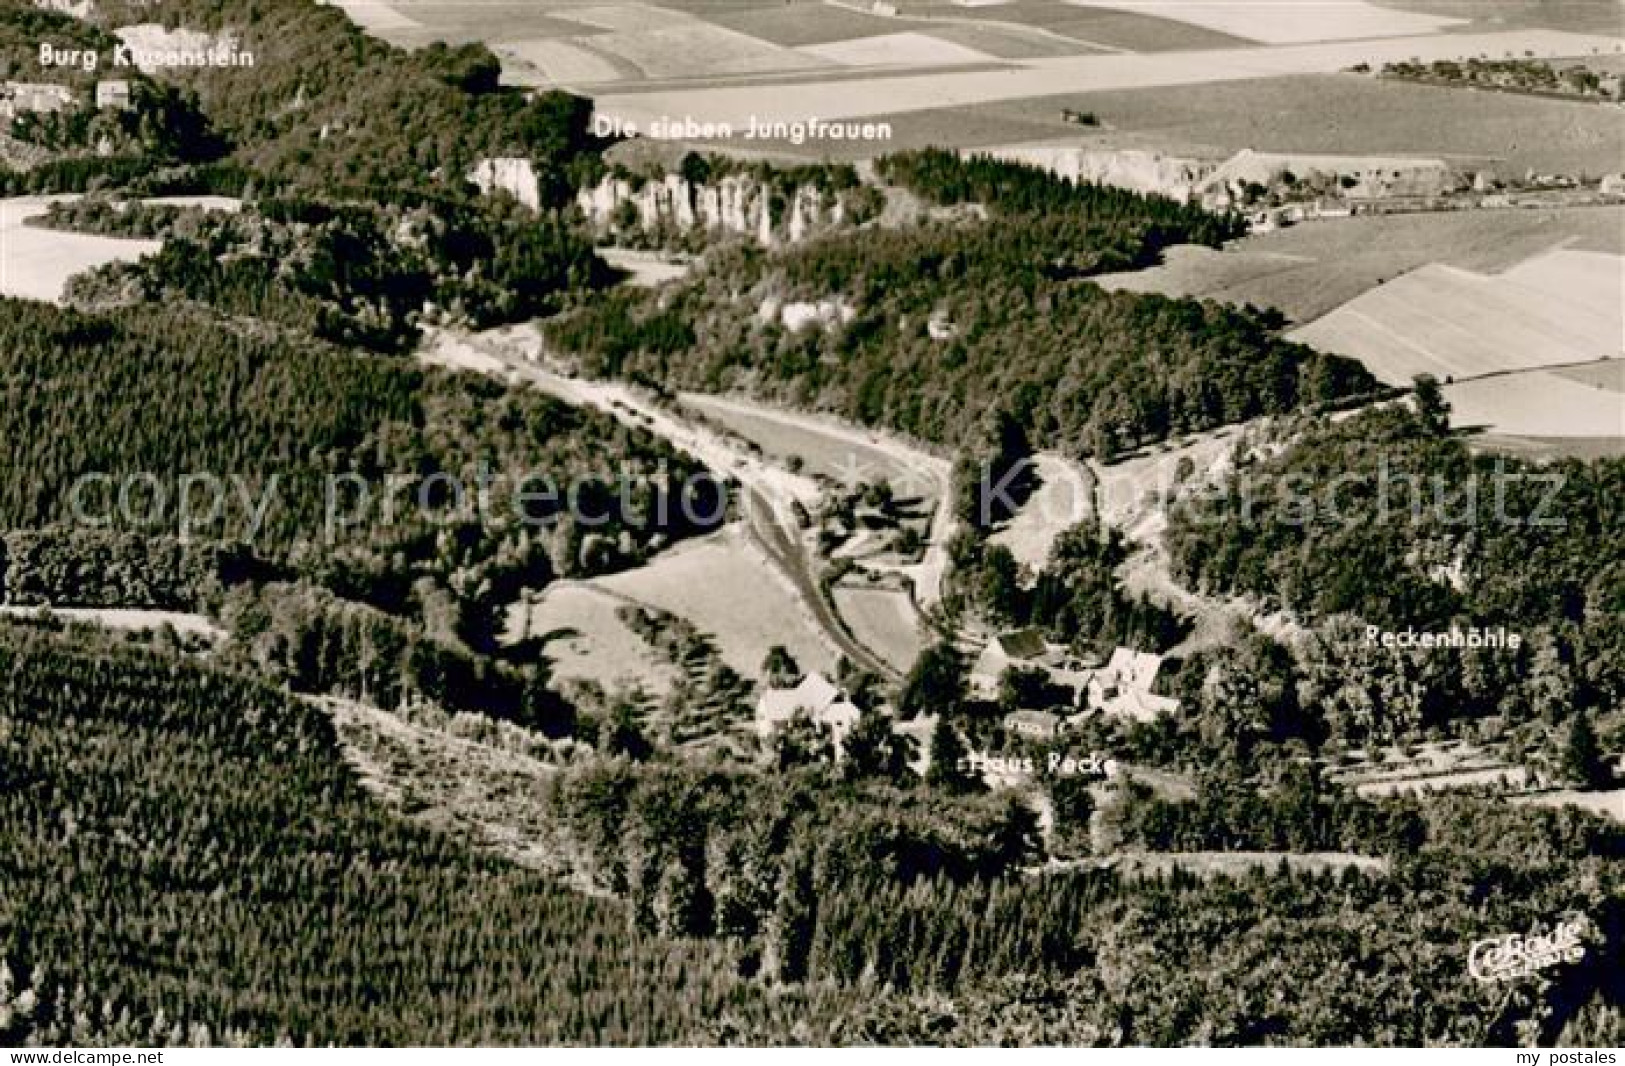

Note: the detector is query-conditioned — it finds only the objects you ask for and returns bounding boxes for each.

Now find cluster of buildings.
[0,77,130,125]
[970,628,1179,742]
[750,629,1179,756]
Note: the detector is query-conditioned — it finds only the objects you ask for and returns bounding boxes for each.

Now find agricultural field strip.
[0,605,224,640]
[823,0,1132,54]
[831,585,925,673]
[1058,0,1465,44]
[592,527,844,679]
[593,29,1625,126]
[1291,252,1625,385]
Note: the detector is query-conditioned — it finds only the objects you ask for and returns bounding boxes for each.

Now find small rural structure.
[755,672,862,744]
[974,630,1180,725]
[1085,648,1181,722]
[1003,709,1063,742]
[95,80,132,111]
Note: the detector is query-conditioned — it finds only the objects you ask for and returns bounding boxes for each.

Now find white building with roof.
[755,672,862,746]
[1085,648,1180,722]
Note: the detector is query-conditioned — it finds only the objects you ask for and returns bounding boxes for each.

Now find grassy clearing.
[800,31,998,66]
[594,31,1625,153]
[1,197,160,304]
[592,525,840,679]
[960,72,1625,177]
[901,0,1252,50]
[589,23,828,78]
[1374,0,1625,35]
[1443,371,1625,437]
[701,2,915,46]
[680,393,943,513]
[988,454,1094,571]
[1290,252,1625,385]
[1553,360,1625,392]
[504,583,681,693]
[1067,0,1463,44]
[832,583,924,672]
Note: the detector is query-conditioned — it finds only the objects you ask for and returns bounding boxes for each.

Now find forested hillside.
[48,194,610,352]
[1,624,1619,1046]
[28,0,602,198]
[0,2,220,188]
[547,152,1379,458]
[1164,402,1624,738]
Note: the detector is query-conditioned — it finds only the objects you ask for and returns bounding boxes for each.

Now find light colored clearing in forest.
[1510,788,1625,823]
[679,392,942,503]
[0,197,159,304]
[1442,371,1625,437]
[1291,252,1625,386]
[798,31,997,67]
[504,582,680,693]
[592,525,840,679]
[495,38,625,84]
[588,24,829,78]
[988,453,1094,571]
[833,584,924,672]
[592,29,1624,128]
[0,605,223,640]
[598,247,695,286]
[317,696,601,891]
[1061,0,1464,44]
[676,392,956,609]
[1089,849,1389,877]
[323,0,425,31]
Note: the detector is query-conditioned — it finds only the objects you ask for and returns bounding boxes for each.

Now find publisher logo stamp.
[1467,915,1590,983]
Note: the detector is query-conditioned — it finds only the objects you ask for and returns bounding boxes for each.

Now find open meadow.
[907,70,1625,176]
[988,453,1094,571]
[503,583,681,693]
[1442,370,1624,438]
[680,392,944,510]
[832,583,924,672]
[896,1,1251,51]
[591,525,840,679]
[1060,0,1464,44]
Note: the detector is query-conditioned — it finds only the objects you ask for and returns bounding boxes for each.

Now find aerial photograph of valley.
[0,0,1621,1050]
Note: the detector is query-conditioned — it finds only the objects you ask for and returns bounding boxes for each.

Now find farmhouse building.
[970,628,1098,702]
[755,672,862,744]
[1085,648,1180,722]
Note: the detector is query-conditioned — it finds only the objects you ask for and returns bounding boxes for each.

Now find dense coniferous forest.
[547,153,1380,458]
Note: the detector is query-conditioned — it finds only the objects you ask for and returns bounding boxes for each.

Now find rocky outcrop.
[975,145,1214,203]
[468,157,542,212]
[575,173,849,246]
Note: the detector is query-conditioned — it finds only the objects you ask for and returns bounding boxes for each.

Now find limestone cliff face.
[574,174,848,246]
[978,145,1214,203]
[468,157,542,212]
